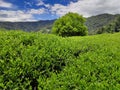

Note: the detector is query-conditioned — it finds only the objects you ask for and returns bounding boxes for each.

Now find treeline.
[96,16,120,34]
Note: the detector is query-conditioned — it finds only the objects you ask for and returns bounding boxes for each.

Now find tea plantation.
[0,30,120,90]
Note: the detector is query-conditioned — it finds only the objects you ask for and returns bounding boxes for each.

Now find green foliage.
[96,23,115,34]
[86,14,120,35]
[0,30,75,89]
[96,16,120,34]
[114,16,120,32]
[1,30,120,89]
[52,12,88,37]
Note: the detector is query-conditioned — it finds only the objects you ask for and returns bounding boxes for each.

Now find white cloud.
[44,4,51,8]
[0,8,46,22]
[29,8,46,14]
[24,1,33,7]
[0,0,13,8]
[0,10,34,22]
[50,0,120,17]
[0,0,120,21]
[36,1,44,6]
[36,0,51,8]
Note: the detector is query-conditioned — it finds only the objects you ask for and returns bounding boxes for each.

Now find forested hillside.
[86,14,120,34]
[0,20,54,32]
[0,14,120,34]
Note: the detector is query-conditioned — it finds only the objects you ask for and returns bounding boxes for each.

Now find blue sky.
[0,0,120,22]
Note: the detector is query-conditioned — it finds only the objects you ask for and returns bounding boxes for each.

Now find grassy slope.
[0,30,120,89]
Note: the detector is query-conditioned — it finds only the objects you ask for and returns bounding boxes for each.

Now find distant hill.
[0,20,55,33]
[0,14,120,34]
[86,13,120,34]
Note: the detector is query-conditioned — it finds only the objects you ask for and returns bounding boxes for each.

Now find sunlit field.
[0,30,120,89]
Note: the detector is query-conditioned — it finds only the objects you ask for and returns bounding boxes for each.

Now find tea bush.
[0,31,75,89]
[1,30,120,90]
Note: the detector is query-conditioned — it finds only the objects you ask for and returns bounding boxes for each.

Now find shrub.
[1,30,120,90]
[0,31,74,89]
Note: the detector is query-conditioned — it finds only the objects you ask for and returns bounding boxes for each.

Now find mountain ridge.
[0,13,120,34]
[86,13,120,34]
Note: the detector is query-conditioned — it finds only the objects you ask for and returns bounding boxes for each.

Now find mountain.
[86,14,120,34]
[0,14,120,34]
[0,20,55,33]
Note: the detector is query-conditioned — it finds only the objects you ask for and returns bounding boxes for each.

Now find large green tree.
[52,12,88,37]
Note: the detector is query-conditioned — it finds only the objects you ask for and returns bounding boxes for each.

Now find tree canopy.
[52,12,88,37]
